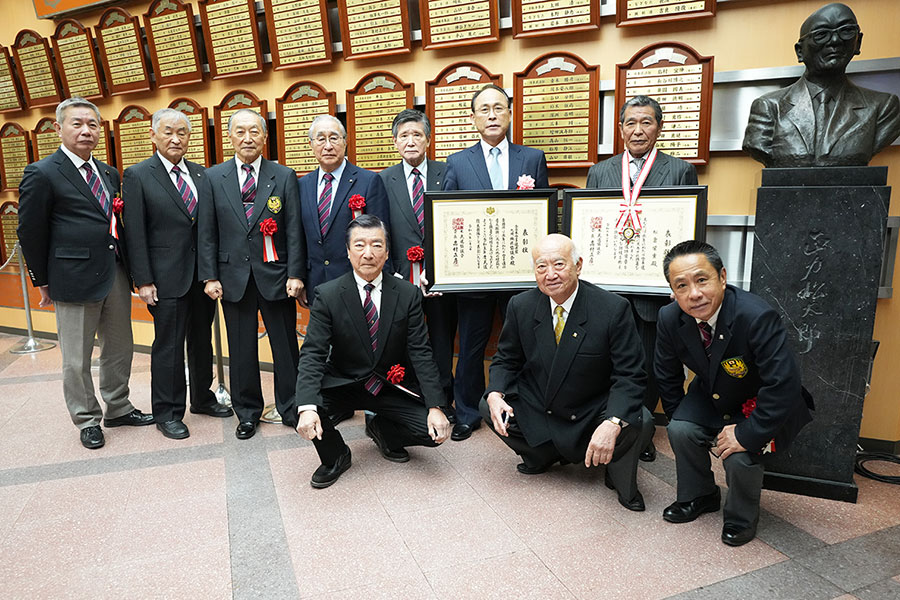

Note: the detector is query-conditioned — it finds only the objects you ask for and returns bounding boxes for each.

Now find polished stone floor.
[0,332,898,599]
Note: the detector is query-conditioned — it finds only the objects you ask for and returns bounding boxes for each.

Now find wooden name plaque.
[616,0,715,27]
[114,105,154,174]
[264,0,332,69]
[144,0,204,88]
[512,0,598,38]
[420,0,499,51]
[214,90,268,163]
[616,42,714,165]
[0,123,30,191]
[0,47,24,113]
[0,201,18,267]
[169,98,211,167]
[425,62,502,161]
[514,52,599,168]
[338,0,411,60]
[276,81,336,176]
[200,0,264,79]
[347,72,413,171]
[51,20,104,100]
[12,30,61,108]
[95,8,153,95]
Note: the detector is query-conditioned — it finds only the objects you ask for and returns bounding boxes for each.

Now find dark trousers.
[221,274,300,427]
[147,279,217,422]
[423,293,458,406]
[313,383,439,466]
[452,291,512,426]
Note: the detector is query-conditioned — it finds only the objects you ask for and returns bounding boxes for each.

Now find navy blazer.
[443,142,549,191]
[298,161,390,299]
[655,285,814,453]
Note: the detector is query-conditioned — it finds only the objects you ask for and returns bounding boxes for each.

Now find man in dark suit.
[743,3,900,167]
[124,108,233,440]
[380,109,456,417]
[482,234,652,511]
[198,108,306,439]
[655,240,814,546]
[443,84,549,442]
[18,97,153,449]
[586,95,698,463]
[294,215,452,488]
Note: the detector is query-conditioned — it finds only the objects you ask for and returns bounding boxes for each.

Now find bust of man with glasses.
[743,2,900,167]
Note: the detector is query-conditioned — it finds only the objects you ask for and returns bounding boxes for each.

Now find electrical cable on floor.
[854,451,900,484]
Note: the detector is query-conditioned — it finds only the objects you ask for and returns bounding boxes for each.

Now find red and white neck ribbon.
[263,235,279,262]
[109,212,118,240]
[615,147,657,234]
[410,261,422,286]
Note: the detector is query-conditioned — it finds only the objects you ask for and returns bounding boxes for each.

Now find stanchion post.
[10,243,55,354]
[212,302,231,406]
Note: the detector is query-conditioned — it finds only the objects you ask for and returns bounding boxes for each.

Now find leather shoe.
[663,487,721,523]
[451,422,480,441]
[722,522,757,547]
[365,421,409,463]
[311,447,352,488]
[639,441,657,463]
[103,409,154,428]
[80,425,104,449]
[157,420,189,439]
[328,411,355,426]
[516,461,551,475]
[190,403,233,418]
[604,472,646,511]
[235,421,258,440]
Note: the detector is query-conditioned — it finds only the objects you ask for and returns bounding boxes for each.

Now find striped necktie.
[171,165,196,218]
[362,283,383,395]
[318,172,334,236]
[411,167,424,236]
[240,163,256,224]
[82,162,109,216]
[698,321,713,356]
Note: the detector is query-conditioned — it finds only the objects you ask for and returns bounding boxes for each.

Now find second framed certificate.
[424,190,558,292]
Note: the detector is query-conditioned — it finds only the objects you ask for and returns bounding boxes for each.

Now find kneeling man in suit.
[655,240,813,546]
[481,234,653,511]
[295,215,452,488]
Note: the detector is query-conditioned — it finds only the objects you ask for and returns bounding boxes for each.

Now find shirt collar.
[695,304,722,331]
[60,143,93,170]
[319,158,347,186]
[157,151,186,174]
[480,137,509,159]
[235,154,263,175]
[549,282,579,317]
[353,270,383,291]
[402,158,427,180]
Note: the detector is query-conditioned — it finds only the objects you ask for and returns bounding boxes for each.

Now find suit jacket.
[197,157,305,303]
[380,159,446,278]
[123,154,206,298]
[17,148,125,303]
[655,285,814,453]
[743,76,900,167]
[443,142,549,191]
[585,149,698,188]
[298,161,390,298]
[295,272,444,409]
[486,281,646,462]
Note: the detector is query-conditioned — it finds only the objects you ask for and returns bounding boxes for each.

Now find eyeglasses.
[798,24,859,46]
[474,105,509,117]
[313,134,344,145]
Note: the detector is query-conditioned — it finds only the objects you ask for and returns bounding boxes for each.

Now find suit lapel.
[389,165,420,236]
[646,153,672,187]
[375,277,399,364]
[678,313,709,375]
[465,144,493,189]
[339,275,374,360]
[327,162,356,236]
[426,159,445,191]
[822,83,866,154]
[150,155,192,220]
[544,290,587,403]
[783,81,816,153]
[220,159,247,230]
[248,159,274,228]
[706,288,735,384]
[55,151,108,219]
[507,143,524,190]
[186,160,205,224]
[530,293,556,398]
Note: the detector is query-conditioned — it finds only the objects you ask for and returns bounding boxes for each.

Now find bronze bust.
[743,3,900,167]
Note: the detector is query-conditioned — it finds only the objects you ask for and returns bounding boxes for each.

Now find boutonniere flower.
[260,217,279,262]
[109,195,124,239]
[349,194,366,218]
[112,196,124,214]
[406,246,425,287]
[386,364,405,384]
[516,174,535,190]
[740,397,776,454]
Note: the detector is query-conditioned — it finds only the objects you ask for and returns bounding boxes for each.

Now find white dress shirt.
[157,152,198,201]
[234,154,263,190]
[316,159,347,213]
[402,159,428,203]
[60,144,110,198]
[479,137,509,190]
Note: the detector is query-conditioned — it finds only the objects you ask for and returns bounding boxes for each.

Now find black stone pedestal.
[751,166,891,503]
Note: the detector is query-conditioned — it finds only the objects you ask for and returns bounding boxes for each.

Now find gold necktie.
[554,305,566,344]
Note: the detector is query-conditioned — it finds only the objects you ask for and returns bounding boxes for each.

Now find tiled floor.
[1,333,899,600]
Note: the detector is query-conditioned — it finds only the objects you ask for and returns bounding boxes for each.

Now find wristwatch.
[606,416,623,428]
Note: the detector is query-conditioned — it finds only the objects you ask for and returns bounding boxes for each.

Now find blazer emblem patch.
[721,357,748,378]
[267,196,282,214]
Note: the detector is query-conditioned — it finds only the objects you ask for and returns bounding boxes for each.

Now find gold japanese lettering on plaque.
[12,30,61,108]
[95,9,151,94]
[339,0,410,60]
[348,73,412,170]
[265,0,332,69]
[114,106,154,174]
[200,0,263,78]
[169,98,210,167]
[616,0,715,27]
[93,121,111,165]
[145,0,203,87]
[214,90,268,162]
[426,63,502,161]
[0,123,30,191]
[32,117,59,161]
[512,0,598,38]
[52,20,103,100]
[420,0,498,50]
[0,48,23,112]
[0,201,18,267]
[277,82,336,176]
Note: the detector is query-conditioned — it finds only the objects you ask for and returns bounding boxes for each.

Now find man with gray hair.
[18,97,153,449]
[481,234,652,511]
[198,108,306,439]
[124,108,233,440]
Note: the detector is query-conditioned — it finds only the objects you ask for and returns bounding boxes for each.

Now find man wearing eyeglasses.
[743,2,900,167]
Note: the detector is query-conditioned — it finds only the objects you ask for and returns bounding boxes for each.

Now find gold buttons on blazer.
[712,393,720,400]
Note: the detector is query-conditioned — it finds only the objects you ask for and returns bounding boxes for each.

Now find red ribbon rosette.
[386,364,405,384]
[112,197,124,214]
[740,396,776,454]
[406,246,425,286]
[349,194,366,219]
[109,196,124,239]
[260,217,279,262]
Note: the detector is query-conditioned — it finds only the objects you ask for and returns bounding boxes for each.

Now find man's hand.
[297,410,323,441]
[715,424,747,460]
[297,286,309,308]
[286,277,304,299]
[486,391,514,437]
[138,284,158,306]
[37,285,52,308]
[421,272,442,298]
[204,280,223,300]
[585,420,621,467]
[426,407,451,443]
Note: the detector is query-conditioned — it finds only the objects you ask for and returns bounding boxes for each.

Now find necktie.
[554,305,566,345]
[488,146,503,190]
[698,321,713,355]
[318,172,334,236]
[240,163,256,224]
[362,283,383,395]
[411,167,425,236]
[631,157,644,185]
[82,162,109,216]
[171,165,196,218]
[814,91,831,151]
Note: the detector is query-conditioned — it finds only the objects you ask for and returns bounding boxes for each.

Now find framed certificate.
[562,187,707,294]
[423,190,558,292]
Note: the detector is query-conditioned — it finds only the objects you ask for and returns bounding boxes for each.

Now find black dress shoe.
[157,420,190,440]
[451,422,480,441]
[80,425,104,449]
[663,487,722,523]
[722,522,758,546]
[639,441,657,463]
[190,403,234,418]
[235,421,258,440]
[328,411,355,426]
[365,421,410,463]
[516,461,550,475]
[311,447,352,489]
[604,472,646,511]
[103,409,154,428]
